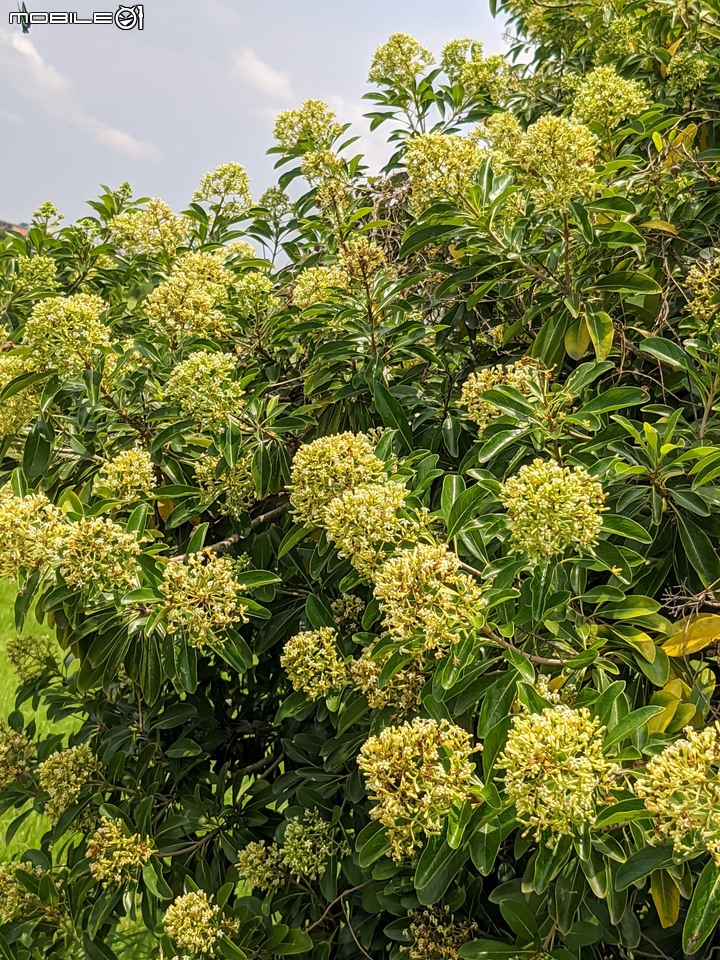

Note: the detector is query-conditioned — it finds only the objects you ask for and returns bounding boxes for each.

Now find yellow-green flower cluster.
[95,447,155,501]
[164,351,244,428]
[281,627,348,700]
[473,111,523,155]
[368,33,434,86]
[597,15,640,60]
[289,432,388,528]
[38,743,96,823]
[59,517,141,591]
[686,252,720,330]
[160,551,248,648]
[109,199,187,256]
[358,718,476,859]
[196,455,254,520]
[301,149,345,185]
[7,633,57,681]
[236,840,285,893]
[461,357,545,433]
[571,66,648,130]
[281,809,345,880]
[32,200,63,228]
[404,906,476,960]
[293,265,349,309]
[324,480,417,577]
[405,134,485,213]
[667,49,709,94]
[0,489,64,579]
[339,236,387,282]
[440,38,510,100]
[0,724,35,789]
[0,861,44,924]
[21,293,111,379]
[0,354,39,439]
[499,705,617,845]
[273,100,343,150]
[634,722,720,864]
[164,891,221,954]
[500,458,605,559]
[510,116,599,211]
[13,254,59,292]
[86,817,152,887]
[234,270,277,316]
[192,161,252,218]
[259,187,292,220]
[373,543,486,655]
[331,594,365,634]
[145,251,232,341]
[225,240,256,261]
[350,642,425,714]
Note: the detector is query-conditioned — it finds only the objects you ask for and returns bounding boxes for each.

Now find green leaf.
[447,484,486,540]
[415,836,468,905]
[586,310,614,361]
[571,387,648,419]
[459,940,522,959]
[277,522,311,559]
[592,271,661,294]
[676,512,720,586]
[603,705,665,750]
[615,847,675,890]
[371,380,413,451]
[499,899,539,946]
[639,337,693,373]
[683,860,720,953]
[601,515,654,544]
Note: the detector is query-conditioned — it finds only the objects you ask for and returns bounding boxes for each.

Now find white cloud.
[232,47,292,101]
[0,111,23,124]
[327,94,390,175]
[0,30,161,161]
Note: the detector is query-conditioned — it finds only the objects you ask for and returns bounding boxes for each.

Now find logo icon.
[114,3,143,29]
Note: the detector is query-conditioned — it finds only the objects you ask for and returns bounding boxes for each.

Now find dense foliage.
[1,0,720,957]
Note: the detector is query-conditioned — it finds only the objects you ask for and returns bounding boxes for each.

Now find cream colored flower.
[192,161,252,218]
[273,100,343,150]
[86,817,152,887]
[281,810,347,880]
[38,743,96,823]
[374,543,486,655]
[289,432,388,528]
[293,265,349,309]
[21,293,111,378]
[499,458,605,559]
[164,351,244,428]
[95,447,155,501]
[461,357,545,433]
[160,551,248,648]
[571,66,648,130]
[358,718,477,859]
[0,488,65,579]
[145,251,232,341]
[109,199,187,256]
[236,841,285,893]
[369,33,434,86]
[499,705,617,845]
[405,134,485,213]
[634,722,720,864]
[59,517,142,591]
[164,891,221,954]
[281,627,348,700]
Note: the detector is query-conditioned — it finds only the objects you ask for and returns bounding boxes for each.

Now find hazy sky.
[0,0,506,223]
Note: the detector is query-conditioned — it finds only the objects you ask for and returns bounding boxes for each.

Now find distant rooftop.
[0,220,29,236]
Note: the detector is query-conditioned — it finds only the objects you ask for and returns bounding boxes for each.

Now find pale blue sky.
[0,0,505,222]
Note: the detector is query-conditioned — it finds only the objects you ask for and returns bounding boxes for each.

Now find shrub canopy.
[1,1,720,957]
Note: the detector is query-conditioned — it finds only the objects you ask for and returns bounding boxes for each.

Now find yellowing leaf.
[651,869,680,928]
[157,498,174,522]
[666,702,699,735]
[648,689,681,734]
[565,318,591,360]
[661,614,720,657]
[642,220,678,236]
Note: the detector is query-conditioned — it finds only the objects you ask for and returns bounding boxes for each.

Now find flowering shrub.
[1,1,720,957]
